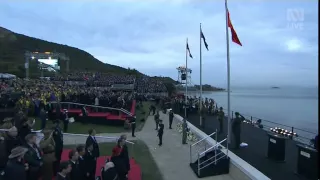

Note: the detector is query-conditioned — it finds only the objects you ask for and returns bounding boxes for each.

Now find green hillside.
[0,27,141,78]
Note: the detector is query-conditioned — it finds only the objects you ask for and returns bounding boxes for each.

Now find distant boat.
[271,87,280,89]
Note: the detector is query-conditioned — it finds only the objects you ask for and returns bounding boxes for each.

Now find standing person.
[55,102,61,122]
[68,149,80,180]
[111,139,126,180]
[84,144,96,180]
[52,120,63,176]
[157,120,164,146]
[129,117,136,137]
[85,129,100,175]
[4,146,29,180]
[94,96,99,112]
[218,107,224,134]
[39,129,56,180]
[76,145,86,180]
[119,135,130,176]
[62,109,69,132]
[182,118,188,144]
[24,133,43,180]
[169,110,174,129]
[39,106,47,130]
[154,111,160,130]
[232,112,245,149]
[55,161,72,180]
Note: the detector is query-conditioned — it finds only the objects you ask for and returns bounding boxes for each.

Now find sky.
[0,0,318,88]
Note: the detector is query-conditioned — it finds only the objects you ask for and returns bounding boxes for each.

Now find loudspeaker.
[181,74,186,80]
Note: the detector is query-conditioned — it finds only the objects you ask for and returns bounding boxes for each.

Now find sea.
[186,87,318,139]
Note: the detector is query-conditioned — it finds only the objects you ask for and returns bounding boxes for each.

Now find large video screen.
[38,59,60,71]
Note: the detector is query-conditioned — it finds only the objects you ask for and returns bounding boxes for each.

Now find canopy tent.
[0,73,16,79]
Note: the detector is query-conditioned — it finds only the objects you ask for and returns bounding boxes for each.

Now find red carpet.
[61,149,141,180]
[53,101,136,122]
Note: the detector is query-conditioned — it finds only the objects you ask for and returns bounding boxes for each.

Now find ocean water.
[187,87,318,136]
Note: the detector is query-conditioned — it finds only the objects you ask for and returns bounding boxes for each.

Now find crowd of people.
[0,71,170,180]
[0,109,132,180]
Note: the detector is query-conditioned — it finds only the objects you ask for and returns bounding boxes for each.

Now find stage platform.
[180,112,317,180]
[52,100,136,126]
[61,149,142,180]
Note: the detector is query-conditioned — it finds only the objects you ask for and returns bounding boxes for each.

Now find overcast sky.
[0,0,318,88]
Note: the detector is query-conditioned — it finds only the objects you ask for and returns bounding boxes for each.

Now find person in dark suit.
[62,109,69,132]
[55,161,72,180]
[55,103,61,121]
[81,106,88,117]
[169,110,174,129]
[129,117,136,137]
[52,120,64,176]
[68,149,80,180]
[23,133,43,180]
[154,111,160,130]
[76,145,86,180]
[84,144,96,180]
[39,106,47,130]
[158,120,164,146]
[86,129,100,159]
[232,112,245,149]
[119,135,130,176]
[218,107,224,134]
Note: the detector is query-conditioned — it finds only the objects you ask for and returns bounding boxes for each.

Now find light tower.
[176,66,192,85]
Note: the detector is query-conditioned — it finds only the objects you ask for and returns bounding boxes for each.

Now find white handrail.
[0,129,135,145]
[120,108,132,116]
[200,138,227,156]
[199,154,227,170]
[199,151,224,166]
[62,132,135,144]
[191,131,216,147]
[51,101,133,117]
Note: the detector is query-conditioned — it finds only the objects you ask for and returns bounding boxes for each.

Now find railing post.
[291,127,294,139]
[215,129,218,145]
[250,116,253,124]
[197,153,200,176]
[231,111,233,119]
[190,145,192,164]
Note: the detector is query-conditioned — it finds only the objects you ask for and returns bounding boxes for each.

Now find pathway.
[56,112,234,180]
[133,112,234,180]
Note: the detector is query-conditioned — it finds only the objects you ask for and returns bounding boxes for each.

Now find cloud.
[0,0,318,87]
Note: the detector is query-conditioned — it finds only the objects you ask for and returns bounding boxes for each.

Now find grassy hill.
[0,27,141,78]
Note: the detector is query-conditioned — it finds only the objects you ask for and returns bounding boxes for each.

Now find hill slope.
[0,27,138,77]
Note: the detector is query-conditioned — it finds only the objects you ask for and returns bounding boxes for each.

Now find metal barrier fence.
[190,130,217,164]
[224,111,317,144]
[50,101,133,117]
[197,138,228,176]
[219,108,317,145]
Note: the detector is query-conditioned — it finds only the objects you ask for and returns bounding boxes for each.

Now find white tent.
[0,73,16,79]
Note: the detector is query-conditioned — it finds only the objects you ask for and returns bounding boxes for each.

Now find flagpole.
[225,0,231,145]
[185,38,188,118]
[199,23,203,127]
